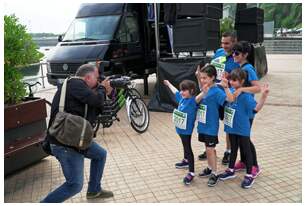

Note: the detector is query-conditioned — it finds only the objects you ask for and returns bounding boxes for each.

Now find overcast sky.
[3,0,83,34]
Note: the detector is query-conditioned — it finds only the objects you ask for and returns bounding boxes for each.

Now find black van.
[46,3,173,86]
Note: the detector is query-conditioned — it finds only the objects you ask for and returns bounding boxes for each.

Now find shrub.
[4,15,43,105]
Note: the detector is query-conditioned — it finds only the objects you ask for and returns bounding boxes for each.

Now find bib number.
[211,56,226,81]
[224,106,235,128]
[173,109,187,130]
[197,104,207,124]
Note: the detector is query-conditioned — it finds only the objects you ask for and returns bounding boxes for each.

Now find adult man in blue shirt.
[198,32,240,165]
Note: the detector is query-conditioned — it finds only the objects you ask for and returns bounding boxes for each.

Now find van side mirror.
[58,35,63,42]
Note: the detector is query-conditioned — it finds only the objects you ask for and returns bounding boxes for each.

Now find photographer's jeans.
[41,141,107,203]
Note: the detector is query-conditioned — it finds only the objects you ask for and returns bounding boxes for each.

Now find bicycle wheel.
[128,98,150,133]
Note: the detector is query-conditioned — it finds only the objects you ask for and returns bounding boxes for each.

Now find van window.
[126,16,140,42]
[116,20,128,42]
[63,15,120,41]
[115,16,140,43]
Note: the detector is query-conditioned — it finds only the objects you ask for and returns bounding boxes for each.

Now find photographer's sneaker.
[234,161,246,172]
[175,159,189,169]
[183,172,194,185]
[241,175,255,189]
[222,151,230,165]
[86,189,114,199]
[219,169,236,181]
[198,151,207,160]
[199,167,212,177]
[251,166,262,178]
[207,173,219,187]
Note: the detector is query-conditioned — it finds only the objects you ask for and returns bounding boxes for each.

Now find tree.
[220,17,234,36]
[259,3,302,29]
[4,15,44,105]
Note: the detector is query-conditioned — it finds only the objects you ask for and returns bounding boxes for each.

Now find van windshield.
[63,15,120,41]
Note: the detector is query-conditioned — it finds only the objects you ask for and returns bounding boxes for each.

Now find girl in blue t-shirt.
[218,68,269,189]
[232,41,262,178]
[194,64,235,187]
[164,79,198,185]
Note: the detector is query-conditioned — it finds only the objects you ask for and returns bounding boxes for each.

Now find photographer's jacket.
[47,78,106,150]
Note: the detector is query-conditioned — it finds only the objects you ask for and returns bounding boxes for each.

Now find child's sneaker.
[183,172,194,185]
[222,151,231,165]
[234,161,246,172]
[241,175,255,189]
[199,167,212,177]
[219,169,236,181]
[175,159,189,169]
[198,151,207,160]
[207,173,219,187]
[251,166,261,178]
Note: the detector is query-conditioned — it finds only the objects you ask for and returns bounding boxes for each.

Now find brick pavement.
[4,54,302,203]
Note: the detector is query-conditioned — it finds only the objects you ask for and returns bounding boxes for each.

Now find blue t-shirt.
[213,48,240,74]
[197,86,226,136]
[241,63,259,119]
[224,88,257,137]
[174,91,197,135]
[241,63,258,87]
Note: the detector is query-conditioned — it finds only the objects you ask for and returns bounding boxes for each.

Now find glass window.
[115,19,128,42]
[125,16,140,42]
[63,15,120,41]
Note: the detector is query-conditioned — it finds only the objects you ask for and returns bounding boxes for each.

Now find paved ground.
[4,54,302,203]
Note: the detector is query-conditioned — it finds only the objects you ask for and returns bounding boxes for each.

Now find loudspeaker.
[207,4,223,19]
[176,3,207,17]
[236,7,264,24]
[176,3,223,19]
[236,24,264,43]
[173,17,220,52]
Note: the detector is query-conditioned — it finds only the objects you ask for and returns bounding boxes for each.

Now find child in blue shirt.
[232,41,262,178]
[164,79,198,185]
[194,64,235,187]
[218,68,269,189]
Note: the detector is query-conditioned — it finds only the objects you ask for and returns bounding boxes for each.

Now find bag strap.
[59,78,68,112]
[59,76,88,116]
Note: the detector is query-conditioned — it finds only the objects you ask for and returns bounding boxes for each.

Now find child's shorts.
[198,133,219,148]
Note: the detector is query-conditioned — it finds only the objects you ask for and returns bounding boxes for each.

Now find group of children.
[164,41,269,189]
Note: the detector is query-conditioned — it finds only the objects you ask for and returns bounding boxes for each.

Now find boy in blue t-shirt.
[218,68,269,189]
[198,32,240,165]
[194,64,235,187]
[164,79,198,185]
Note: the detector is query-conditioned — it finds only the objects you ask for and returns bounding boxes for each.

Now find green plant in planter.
[4,14,44,105]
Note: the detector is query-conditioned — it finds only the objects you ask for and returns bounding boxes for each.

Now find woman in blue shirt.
[218,68,269,189]
[164,79,198,185]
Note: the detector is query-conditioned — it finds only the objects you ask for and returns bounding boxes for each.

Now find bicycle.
[23,81,52,107]
[94,75,150,136]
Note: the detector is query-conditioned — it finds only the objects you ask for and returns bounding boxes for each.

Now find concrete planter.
[4,98,49,176]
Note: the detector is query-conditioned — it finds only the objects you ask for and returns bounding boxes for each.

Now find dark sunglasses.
[232,50,242,56]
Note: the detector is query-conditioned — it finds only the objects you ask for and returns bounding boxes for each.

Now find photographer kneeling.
[41,64,113,203]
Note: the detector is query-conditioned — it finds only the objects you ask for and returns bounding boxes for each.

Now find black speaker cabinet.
[176,3,207,17]
[236,24,264,43]
[176,3,223,19]
[207,4,223,19]
[236,7,264,24]
[173,17,220,52]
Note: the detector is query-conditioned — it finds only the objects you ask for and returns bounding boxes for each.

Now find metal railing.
[22,62,48,88]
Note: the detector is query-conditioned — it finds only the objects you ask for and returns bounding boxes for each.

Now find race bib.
[224,106,235,128]
[173,109,188,130]
[197,104,207,124]
[211,56,226,81]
